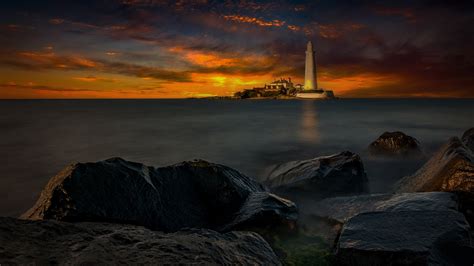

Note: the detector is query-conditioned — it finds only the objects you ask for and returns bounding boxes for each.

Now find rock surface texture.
[369,131,422,156]
[332,129,474,265]
[22,158,297,233]
[396,128,474,230]
[462,127,474,151]
[0,217,281,265]
[265,151,368,199]
[336,211,472,265]
[396,136,474,193]
[310,192,458,223]
[302,192,461,248]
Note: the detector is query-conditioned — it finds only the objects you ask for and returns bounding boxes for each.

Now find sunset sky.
[0,0,473,98]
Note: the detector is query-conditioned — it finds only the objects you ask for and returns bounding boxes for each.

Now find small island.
[233,41,335,100]
[233,77,335,99]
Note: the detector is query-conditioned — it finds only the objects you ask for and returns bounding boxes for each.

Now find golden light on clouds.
[319,71,401,96]
[1,1,472,99]
[223,15,286,27]
[17,51,99,69]
[185,52,238,67]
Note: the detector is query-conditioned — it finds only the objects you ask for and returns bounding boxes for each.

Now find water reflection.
[299,100,320,143]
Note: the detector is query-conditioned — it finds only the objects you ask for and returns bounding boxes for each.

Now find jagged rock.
[336,211,472,265]
[265,151,368,200]
[22,158,297,233]
[369,131,421,156]
[309,192,458,223]
[462,127,474,151]
[0,217,281,265]
[396,137,474,193]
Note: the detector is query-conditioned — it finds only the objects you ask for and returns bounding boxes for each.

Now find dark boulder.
[22,158,297,233]
[309,192,458,223]
[462,127,474,151]
[336,210,472,265]
[265,151,368,200]
[0,217,281,265]
[302,192,459,247]
[369,131,422,156]
[396,131,474,226]
[220,192,298,232]
[396,137,474,193]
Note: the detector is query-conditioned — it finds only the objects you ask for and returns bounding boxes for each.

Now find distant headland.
[203,41,335,100]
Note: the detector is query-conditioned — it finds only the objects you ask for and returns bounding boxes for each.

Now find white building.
[264,78,294,91]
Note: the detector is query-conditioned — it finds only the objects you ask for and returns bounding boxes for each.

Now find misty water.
[1,99,473,217]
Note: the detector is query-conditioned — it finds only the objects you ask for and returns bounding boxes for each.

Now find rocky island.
[220,41,336,100]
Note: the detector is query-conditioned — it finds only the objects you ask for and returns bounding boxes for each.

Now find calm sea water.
[1,99,473,216]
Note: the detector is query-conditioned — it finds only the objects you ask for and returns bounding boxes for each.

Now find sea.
[1,99,473,217]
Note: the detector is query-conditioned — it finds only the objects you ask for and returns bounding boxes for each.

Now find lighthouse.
[304,41,317,90]
[296,41,334,98]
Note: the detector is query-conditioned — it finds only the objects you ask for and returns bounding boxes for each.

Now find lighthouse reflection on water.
[300,100,320,144]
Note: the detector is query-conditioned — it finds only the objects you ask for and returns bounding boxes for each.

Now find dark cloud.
[0,82,101,92]
[0,51,192,82]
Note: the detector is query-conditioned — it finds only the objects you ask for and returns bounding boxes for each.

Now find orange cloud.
[168,47,275,73]
[73,76,116,82]
[105,51,120,56]
[49,18,64,25]
[16,51,98,69]
[319,72,400,96]
[185,52,239,67]
[160,72,277,98]
[223,15,286,27]
[287,25,301,32]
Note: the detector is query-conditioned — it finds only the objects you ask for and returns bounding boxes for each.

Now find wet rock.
[22,158,297,233]
[0,217,281,265]
[462,127,474,151]
[396,137,474,193]
[302,192,459,247]
[309,192,458,223]
[265,151,368,200]
[221,192,298,232]
[336,210,472,265]
[369,131,422,156]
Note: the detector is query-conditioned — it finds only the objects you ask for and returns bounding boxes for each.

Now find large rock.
[220,192,297,232]
[0,217,281,265]
[369,131,421,156]
[462,127,474,151]
[396,137,474,193]
[309,192,458,223]
[22,158,297,233]
[336,211,472,265]
[301,192,459,247]
[265,151,368,200]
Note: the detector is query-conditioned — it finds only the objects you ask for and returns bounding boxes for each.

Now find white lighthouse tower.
[304,41,317,90]
[297,40,335,98]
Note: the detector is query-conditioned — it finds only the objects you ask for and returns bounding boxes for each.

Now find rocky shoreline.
[1,128,473,265]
